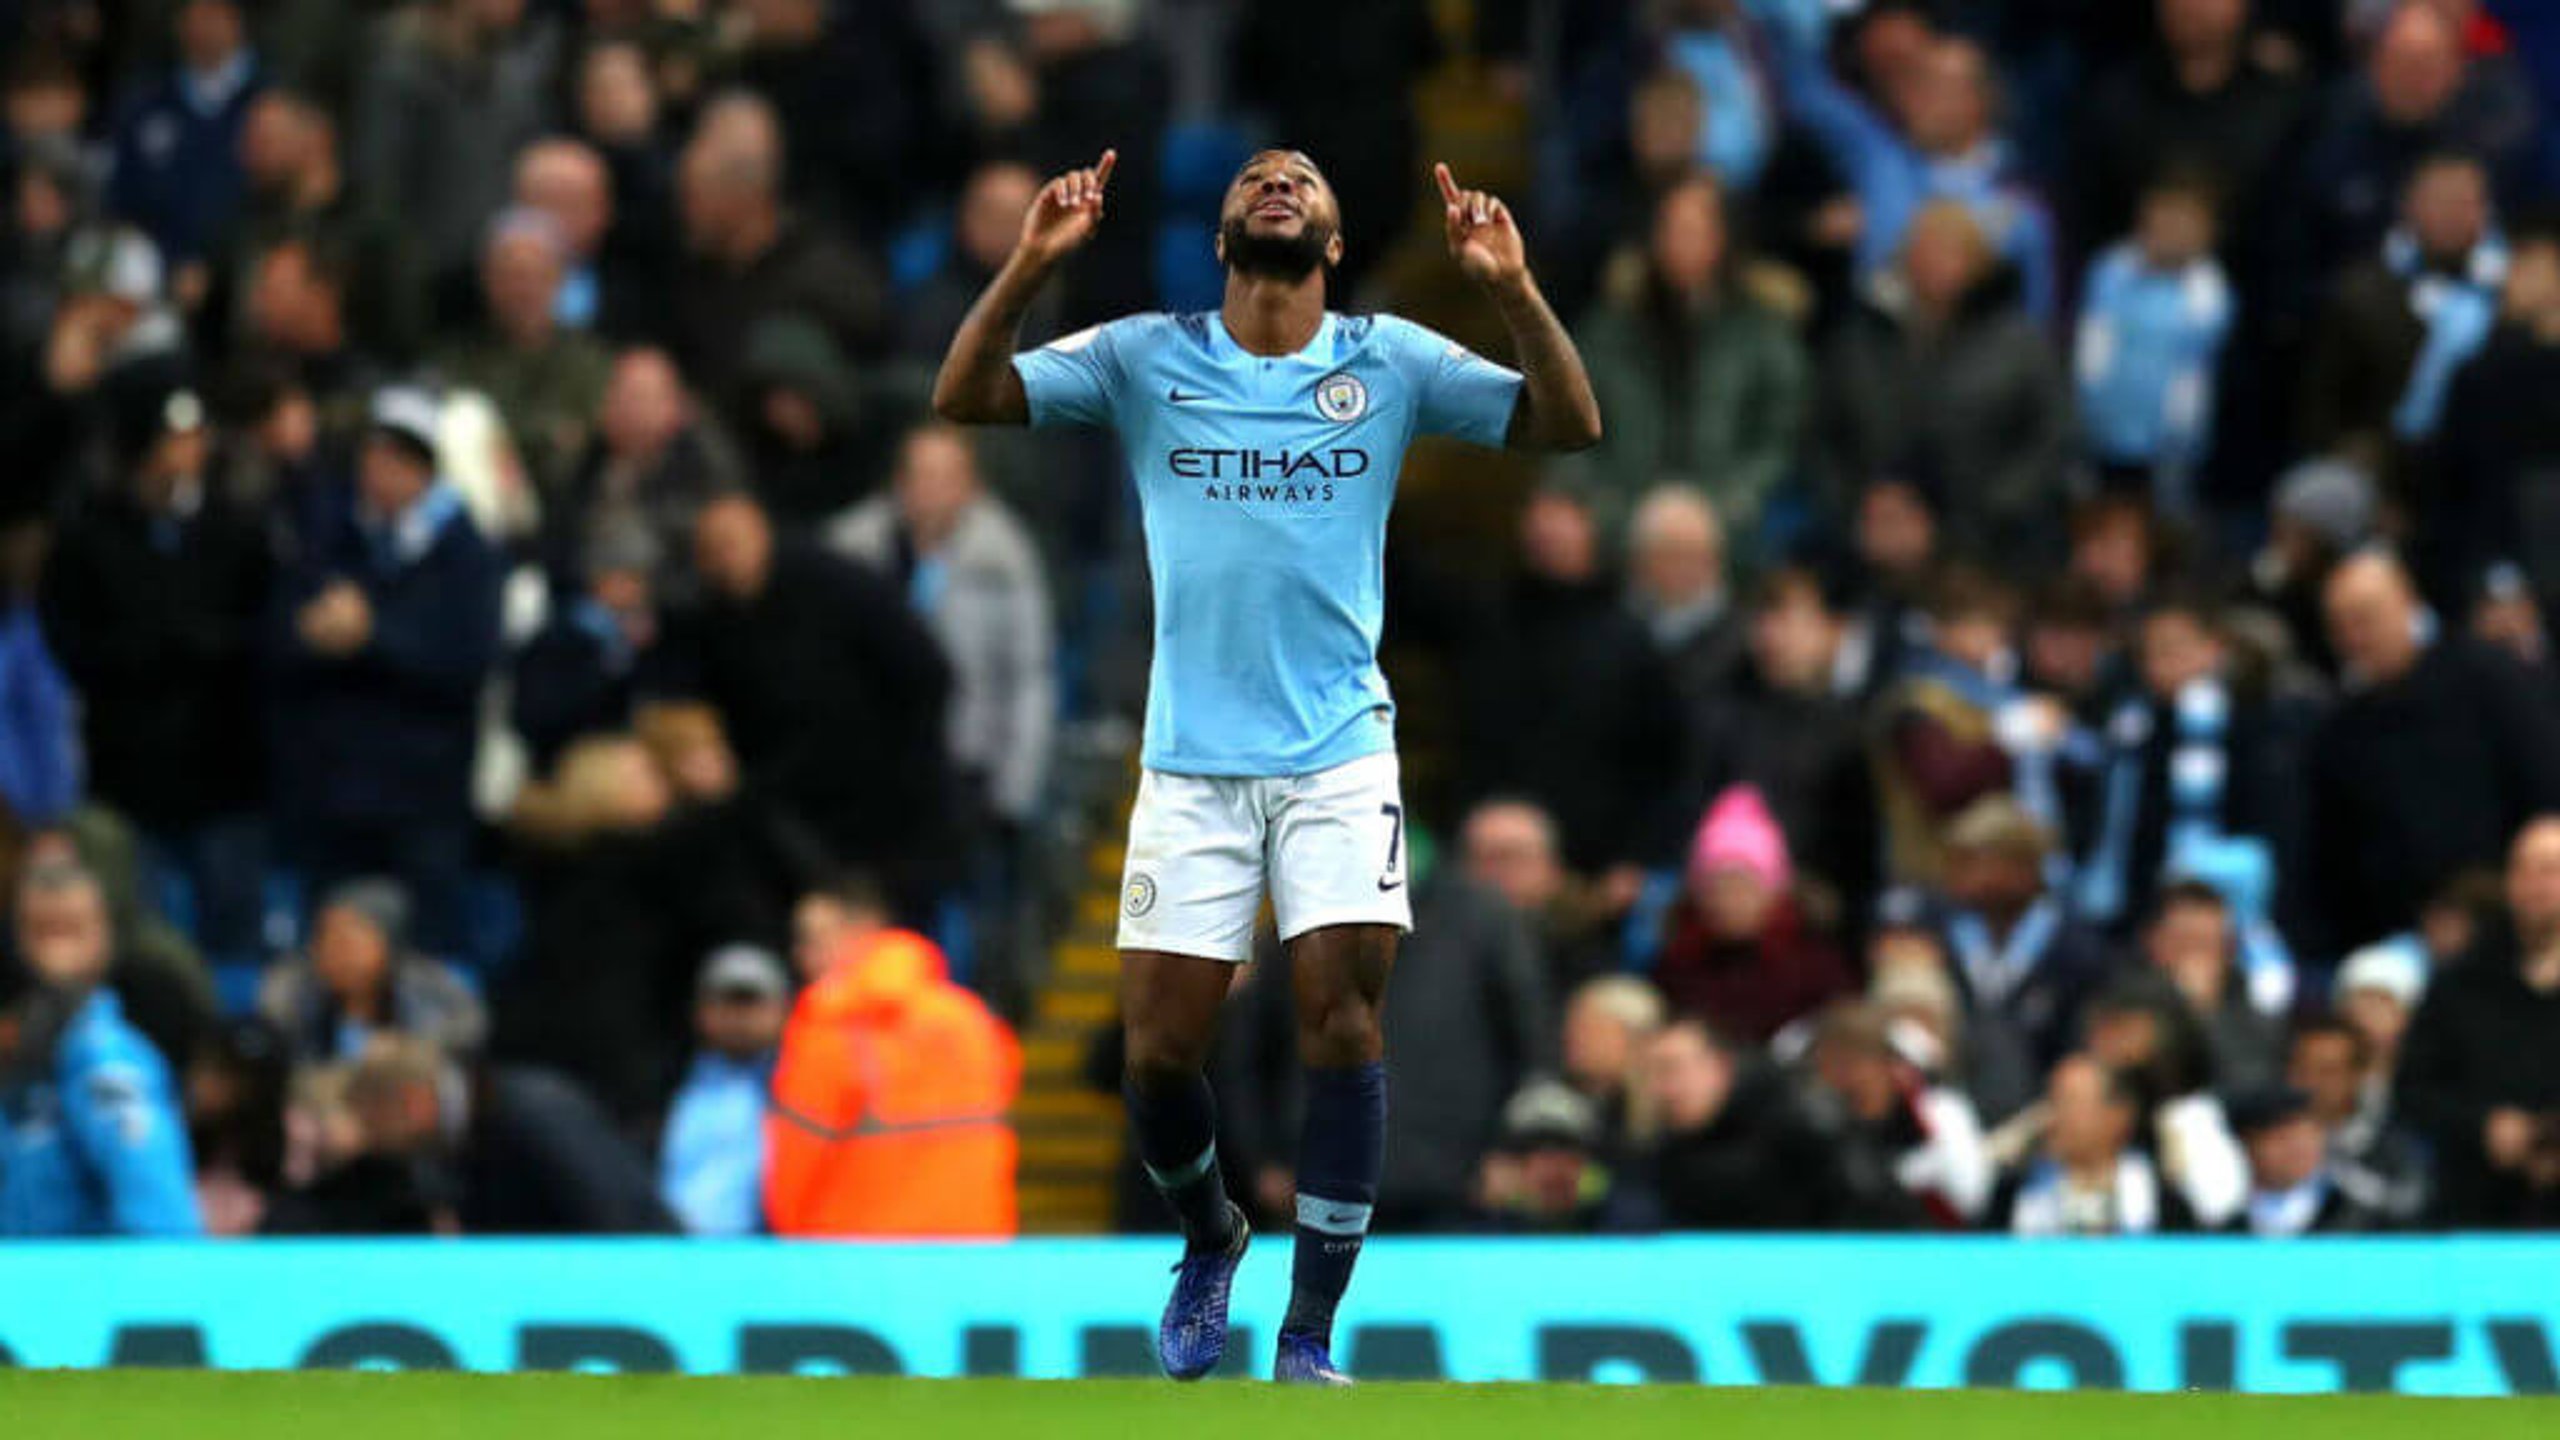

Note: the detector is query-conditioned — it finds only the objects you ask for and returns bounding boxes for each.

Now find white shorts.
[1116,750,1413,962]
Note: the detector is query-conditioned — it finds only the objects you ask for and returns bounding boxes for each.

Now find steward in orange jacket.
[764,928,1021,1235]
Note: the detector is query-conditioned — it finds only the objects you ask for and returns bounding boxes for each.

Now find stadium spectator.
[1929,798,2117,1089]
[436,206,612,510]
[1762,15,2060,322]
[2248,459,2379,678]
[2073,591,2290,935]
[1648,785,1856,1045]
[2299,153,2507,481]
[2069,0,2310,273]
[2223,1085,2388,1235]
[184,1017,290,1236]
[2073,173,2235,514]
[105,0,261,272]
[560,346,748,602]
[256,878,485,1067]
[40,368,271,956]
[1815,201,2074,562]
[1802,1001,1992,1227]
[1432,484,1682,875]
[1010,0,1166,328]
[897,161,1055,366]
[1474,1078,1618,1233]
[1559,975,1666,1159]
[2303,550,2560,956]
[1678,568,1870,917]
[2138,881,2285,1094]
[669,91,884,428]
[1625,1017,1845,1230]
[226,88,422,373]
[829,422,1055,982]
[659,944,787,1237]
[512,135,658,344]
[739,313,867,525]
[2081,974,2251,1227]
[1625,486,1747,809]
[1991,1055,2195,1236]
[2291,0,2542,290]
[510,515,664,775]
[2396,815,2560,1226]
[2434,221,2560,600]
[271,386,504,958]
[765,923,1019,1236]
[10,844,215,1088]
[0,860,203,1236]
[1372,868,1556,1228]
[2287,1010,2431,1223]
[348,0,561,289]
[1873,571,2030,883]
[1570,176,1809,555]
[326,1034,678,1234]
[685,491,953,916]
[1460,797,1622,991]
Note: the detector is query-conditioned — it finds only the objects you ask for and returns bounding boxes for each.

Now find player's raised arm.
[1434,163,1602,453]
[931,149,1118,425]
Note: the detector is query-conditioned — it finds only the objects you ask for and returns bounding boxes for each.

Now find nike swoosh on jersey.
[1167,386,1208,403]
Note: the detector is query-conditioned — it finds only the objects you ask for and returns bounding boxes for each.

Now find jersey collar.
[1209,310,1337,366]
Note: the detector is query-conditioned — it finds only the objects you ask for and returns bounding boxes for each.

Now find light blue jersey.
[1015,311,1523,776]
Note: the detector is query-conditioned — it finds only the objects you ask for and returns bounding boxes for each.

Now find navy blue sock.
[1124,1069,1237,1250]
[1284,1062,1386,1345]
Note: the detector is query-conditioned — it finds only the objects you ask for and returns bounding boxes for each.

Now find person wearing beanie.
[255,876,486,1066]
[1645,785,1854,1043]
[271,384,504,957]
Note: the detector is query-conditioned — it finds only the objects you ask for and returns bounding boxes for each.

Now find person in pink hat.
[1646,785,1856,1043]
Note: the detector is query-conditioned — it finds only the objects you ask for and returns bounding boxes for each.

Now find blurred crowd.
[1,0,2559,1240]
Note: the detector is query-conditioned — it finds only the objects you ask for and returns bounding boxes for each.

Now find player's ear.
[1325,231,1345,268]
[1214,228,1226,265]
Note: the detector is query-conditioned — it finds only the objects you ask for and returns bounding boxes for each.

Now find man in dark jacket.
[511,517,664,776]
[41,367,271,956]
[2069,0,2309,273]
[2305,551,2560,957]
[309,1036,677,1234]
[106,0,263,267]
[2222,1086,2387,1236]
[685,492,951,918]
[2396,816,2560,1228]
[1625,1018,1844,1230]
[670,93,885,432]
[2433,223,2560,603]
[1426,485,1684,874]
[1931,798,2119,1116]
[271,387,504,957]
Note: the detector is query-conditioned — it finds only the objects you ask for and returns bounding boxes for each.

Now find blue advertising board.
[0,1239,2555,1394]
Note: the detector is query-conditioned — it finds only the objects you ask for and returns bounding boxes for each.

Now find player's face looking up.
[1215,150,1344,281]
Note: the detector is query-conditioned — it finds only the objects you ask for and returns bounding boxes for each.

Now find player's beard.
[1220,213,1337,282]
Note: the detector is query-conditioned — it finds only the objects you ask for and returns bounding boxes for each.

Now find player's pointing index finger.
[1095,149,1119,190]
[1433,163,1463,208]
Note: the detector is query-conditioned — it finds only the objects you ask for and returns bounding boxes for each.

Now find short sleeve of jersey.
[1012,319,1135,429]
[1383,316,1524,450]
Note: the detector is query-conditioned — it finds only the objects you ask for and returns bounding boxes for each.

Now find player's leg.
[1113,767,1264,1380]
[1119,948,1243,1249]
[1276,921,1396,1383]
[1265,751,1411,1383]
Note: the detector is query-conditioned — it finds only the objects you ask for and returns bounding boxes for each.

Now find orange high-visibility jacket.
[763,929,1022,1236]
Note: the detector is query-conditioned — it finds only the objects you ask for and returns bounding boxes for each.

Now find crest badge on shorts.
[1124,872,1158,918]
[1314,372,1368,423]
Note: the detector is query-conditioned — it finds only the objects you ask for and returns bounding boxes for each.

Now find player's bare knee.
[1123,1027,1212,1088]
[1297,992,1385,1069]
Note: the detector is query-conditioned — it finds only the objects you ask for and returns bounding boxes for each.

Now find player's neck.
[1220,273,1327,357]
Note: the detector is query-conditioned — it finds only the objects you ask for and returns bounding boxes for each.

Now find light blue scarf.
[2387,228,2509,442]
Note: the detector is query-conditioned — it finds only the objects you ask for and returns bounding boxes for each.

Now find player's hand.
[1436,162,1528,293]
[1018,150,1117,268]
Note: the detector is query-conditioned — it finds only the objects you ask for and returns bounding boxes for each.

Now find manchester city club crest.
[1124,872,1158,918]
[1314,371,1368,423]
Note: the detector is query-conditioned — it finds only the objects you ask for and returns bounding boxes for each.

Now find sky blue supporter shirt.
[1014,311,1524,777]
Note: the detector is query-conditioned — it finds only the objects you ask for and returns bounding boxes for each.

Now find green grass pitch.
[3,1373,2557,1440]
